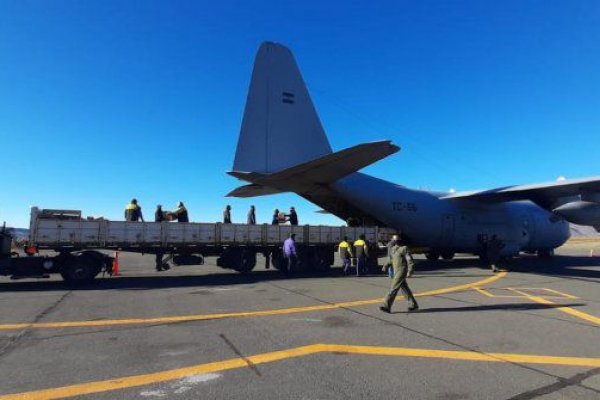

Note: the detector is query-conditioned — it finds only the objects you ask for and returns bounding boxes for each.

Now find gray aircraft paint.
[228,41,597,256]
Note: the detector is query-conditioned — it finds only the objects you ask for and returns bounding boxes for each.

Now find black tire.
[537,249,554,259]
[441,252,455,260]
[234,250,257,273]
[60,253,100,285]
[309,247,331,272]
[271,251,285,271]
[425,251,440,261]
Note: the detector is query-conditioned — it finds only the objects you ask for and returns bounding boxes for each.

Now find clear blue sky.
[1,1,599,228]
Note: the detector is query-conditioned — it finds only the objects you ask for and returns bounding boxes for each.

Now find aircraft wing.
[442,176,600,207]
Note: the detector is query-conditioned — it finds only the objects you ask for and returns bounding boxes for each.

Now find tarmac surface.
[1,242,600,399]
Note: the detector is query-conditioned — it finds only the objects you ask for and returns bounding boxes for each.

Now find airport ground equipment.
[0,208,394,284]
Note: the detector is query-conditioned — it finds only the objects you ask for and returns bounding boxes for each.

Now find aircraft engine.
[552,201,600,226]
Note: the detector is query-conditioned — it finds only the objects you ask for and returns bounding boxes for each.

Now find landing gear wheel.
[425,252,440,261]
[537,249,554,259]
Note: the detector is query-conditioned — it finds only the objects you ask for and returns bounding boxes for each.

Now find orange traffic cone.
[112,251,120,276]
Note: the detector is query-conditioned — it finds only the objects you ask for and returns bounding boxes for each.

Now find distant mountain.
[4,227,29,240]
[569,224,600,237]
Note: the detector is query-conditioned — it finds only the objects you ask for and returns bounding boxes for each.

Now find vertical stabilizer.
[233,42,332,174]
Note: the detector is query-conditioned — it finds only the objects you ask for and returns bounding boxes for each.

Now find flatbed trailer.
[0,208,395,284]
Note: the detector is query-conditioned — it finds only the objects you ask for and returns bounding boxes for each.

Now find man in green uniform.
[380,237,419,313]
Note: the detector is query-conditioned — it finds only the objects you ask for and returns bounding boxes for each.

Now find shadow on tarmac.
[0,255,598,292]
[396,302,586,314]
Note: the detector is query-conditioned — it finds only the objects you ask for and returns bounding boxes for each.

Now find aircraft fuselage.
[332,173,570,255]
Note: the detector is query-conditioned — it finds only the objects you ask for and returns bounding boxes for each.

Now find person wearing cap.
[124,198,144,222]
[380,236,418,313]
[223,205,232,224]
[247,205,256,225]
[170,201,189,222]
[286,207,298,226]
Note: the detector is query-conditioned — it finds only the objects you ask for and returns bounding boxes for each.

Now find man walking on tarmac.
[124,199,144,222]
[353,234,369,276]
[338,236,353,275]
[380,236,419,313]
[283,233,298,274]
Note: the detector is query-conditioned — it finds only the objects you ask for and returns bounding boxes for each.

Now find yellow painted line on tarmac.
[474,287,495,297]
[1,340,599,400]
[508,289,600,326]
[0,272,507,331]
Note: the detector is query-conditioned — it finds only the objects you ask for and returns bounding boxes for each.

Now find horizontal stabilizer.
[227,140,399,197]
[226,184,287,198]
[254,140,399,183]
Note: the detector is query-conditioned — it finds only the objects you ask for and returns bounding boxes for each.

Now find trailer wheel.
[309,247,331,272]
[271,251,285,271]
[234,250,256,274]
[441,252,455,260]
[60,253,100,285]
[425,251,440,260]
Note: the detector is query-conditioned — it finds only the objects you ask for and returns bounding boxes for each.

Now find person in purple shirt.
[283,233,297,274]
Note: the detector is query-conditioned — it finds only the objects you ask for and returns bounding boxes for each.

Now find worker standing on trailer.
[353,234,369,276]
[287,206,299,225]
[272,209,280,225]
[247,205,256,224]
[170,202,189,222]
[155,205,165,222]
[223,205,232,223]
[283,233,298,274]
[124,199,144,222]
[380,236,418,313]
[338,236,353,275]
[154,205,169,271]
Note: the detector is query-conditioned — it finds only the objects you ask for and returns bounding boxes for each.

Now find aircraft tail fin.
[233,42,332,174]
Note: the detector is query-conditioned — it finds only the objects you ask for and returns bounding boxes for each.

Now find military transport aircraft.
[227,42,600,259]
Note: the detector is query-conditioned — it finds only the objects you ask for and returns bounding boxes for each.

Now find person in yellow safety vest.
[124,198,144,222]
[353,234,369,276]
[338,236,353,275]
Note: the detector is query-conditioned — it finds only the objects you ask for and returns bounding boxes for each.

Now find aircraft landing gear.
[537,249,555,259]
